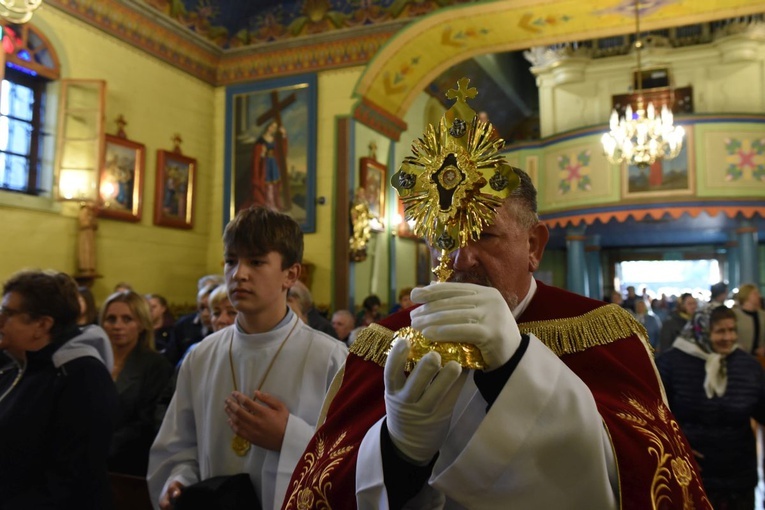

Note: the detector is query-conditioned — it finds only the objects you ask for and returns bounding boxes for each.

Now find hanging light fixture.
[0,0,43,24]
[601,0,685,167]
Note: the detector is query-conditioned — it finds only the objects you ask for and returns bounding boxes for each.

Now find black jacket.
[0,329,119,509]
[657,348,765,491]
[109,346,172,476]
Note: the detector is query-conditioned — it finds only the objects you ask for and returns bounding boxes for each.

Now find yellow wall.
[311,67,363,309]
[391,93,443,293]
[0,7,378,313]
[352,121,391,309]
[0,8,217,308]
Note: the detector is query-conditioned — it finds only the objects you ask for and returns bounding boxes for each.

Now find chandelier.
[0,0,43,24]
[601,1,684,167]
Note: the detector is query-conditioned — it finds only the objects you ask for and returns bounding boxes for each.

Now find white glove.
[410,282,522,371]
[384,339,467,464]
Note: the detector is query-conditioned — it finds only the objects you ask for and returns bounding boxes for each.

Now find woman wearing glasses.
[0,270,118,509]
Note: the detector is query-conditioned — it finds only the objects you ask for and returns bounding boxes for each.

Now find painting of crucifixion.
[224,74,317,232]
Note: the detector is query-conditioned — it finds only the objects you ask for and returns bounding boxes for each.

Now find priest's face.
[432,199,548,309]
[224,249,300,319]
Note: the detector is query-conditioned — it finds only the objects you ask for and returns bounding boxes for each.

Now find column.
[585,235,604,300]
[725,232,739,291]
[566,226,588,296]
[737,221,760,286]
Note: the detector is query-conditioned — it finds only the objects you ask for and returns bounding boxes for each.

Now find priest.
[282,79,710,510]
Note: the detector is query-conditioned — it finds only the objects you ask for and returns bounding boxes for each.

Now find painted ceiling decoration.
[355,0,765,139]
[45,0,765,108]
[140,0,476,49]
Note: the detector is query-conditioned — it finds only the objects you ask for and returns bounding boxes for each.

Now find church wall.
[537,248,567,290]
[206,87,226,275]
[0,7,216,308]
[351,121,391,310]
[312,67,363,310]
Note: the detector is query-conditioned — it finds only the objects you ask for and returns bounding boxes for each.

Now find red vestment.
[283,281,711,509]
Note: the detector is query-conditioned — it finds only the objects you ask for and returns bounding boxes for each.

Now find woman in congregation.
[101,290,172,477]
[146,293,175,354]
[0,270,118,508]
[209,283,237,332]
[732,283,765,357]
[77,285,99,326]
[657,305,765,510]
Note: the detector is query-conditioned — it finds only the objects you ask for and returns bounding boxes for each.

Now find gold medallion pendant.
[231,434,251,456]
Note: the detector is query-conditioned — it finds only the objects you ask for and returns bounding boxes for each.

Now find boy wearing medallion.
[148,206,347,509]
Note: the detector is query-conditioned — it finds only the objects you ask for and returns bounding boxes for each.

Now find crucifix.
[115,114,128,138]
[256,90,297,209]
[171,133,184,155]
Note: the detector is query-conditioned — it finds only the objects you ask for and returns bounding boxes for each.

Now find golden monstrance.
[390,78,520,370]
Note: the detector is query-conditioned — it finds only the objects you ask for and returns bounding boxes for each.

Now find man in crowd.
[288,280,339,339]
[709,281,728,307]
[622,285,638,312]
[282,168,710,509]
[659,292,698,354]
[165,283,215,365]
[388,287,414,314]
[148,206,347,509]
[331,309,356,345]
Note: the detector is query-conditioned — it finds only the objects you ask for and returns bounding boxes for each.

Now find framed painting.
[97,134,144,222]
[153,150,196,229]
[359,156,386,232]
[622,129,694,199]
[224,74,317,232]
[416,240,433,286]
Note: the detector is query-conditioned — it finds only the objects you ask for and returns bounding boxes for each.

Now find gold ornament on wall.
[390,77,519,369]
[349,187,372,262]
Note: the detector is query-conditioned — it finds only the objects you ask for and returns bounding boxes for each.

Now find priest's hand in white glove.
[410,282,522,371]
[384,339,467,464]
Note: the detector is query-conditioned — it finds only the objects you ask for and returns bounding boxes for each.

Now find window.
[0,23,60,195]
[616,259,722,301]
[1,67,44,192]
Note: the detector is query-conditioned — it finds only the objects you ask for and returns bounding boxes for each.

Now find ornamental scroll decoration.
[390,77,520,369]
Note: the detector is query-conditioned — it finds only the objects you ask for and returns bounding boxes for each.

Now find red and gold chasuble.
[282,281,711,510]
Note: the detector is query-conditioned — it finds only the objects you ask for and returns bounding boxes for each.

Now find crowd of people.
[609,281,765,360]
[1,196,763,509]
[609,281,765,509]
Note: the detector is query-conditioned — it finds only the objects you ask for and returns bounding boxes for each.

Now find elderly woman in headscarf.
[657,305,765,510]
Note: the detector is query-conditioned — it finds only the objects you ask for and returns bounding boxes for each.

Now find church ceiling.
[46,0,764,90]
[139,0,478,49]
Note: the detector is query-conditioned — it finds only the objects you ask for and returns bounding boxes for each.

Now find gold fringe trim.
[349,323,396,366]
[349,304,647,367]
[519,304,648,358]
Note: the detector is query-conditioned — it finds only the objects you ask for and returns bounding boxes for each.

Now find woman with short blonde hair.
[209,284,237,331]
